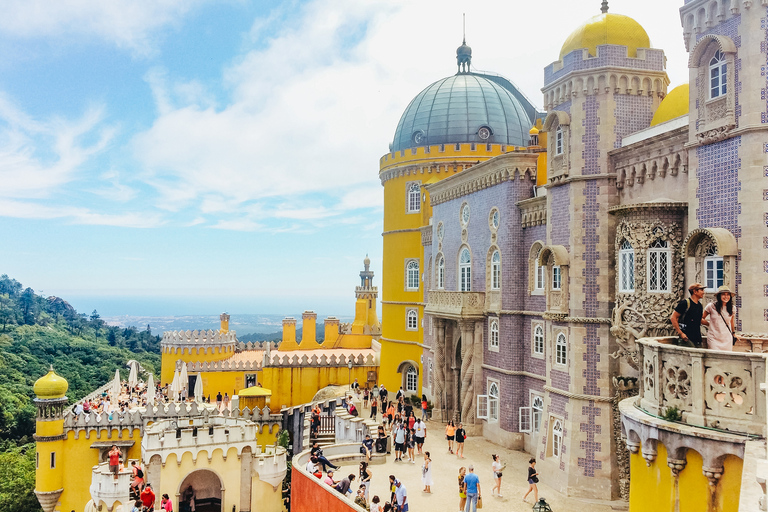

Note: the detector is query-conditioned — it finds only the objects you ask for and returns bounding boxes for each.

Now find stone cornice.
[481,364,546,381]
[426,152,539,206]
[517,195,547,228]
[544,385,613,402]
[381,301,425,306]
[609,202,688,215]
[609,125,688,158]
[382,228,422,236]
[543,172,616,187]
[379,160,473,185]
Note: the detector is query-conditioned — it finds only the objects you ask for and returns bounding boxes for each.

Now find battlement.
[379,142,525,171]
[184,350,378,373]
[162,329,238,351]
[544,45,666,87]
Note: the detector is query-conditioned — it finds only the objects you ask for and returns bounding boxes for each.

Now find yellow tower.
[33,367,68,512]
[379,40,540,394]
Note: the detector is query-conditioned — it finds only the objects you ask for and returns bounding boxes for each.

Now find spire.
[456,13,472,74]
[600,0,609,13]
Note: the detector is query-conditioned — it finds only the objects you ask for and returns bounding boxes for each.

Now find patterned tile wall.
[583,96,602,175]
[550,186,571,249]
[545,46,665,86]
[614,95,653,148]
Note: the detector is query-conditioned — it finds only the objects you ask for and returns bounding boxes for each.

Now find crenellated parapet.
[162,329,238,354]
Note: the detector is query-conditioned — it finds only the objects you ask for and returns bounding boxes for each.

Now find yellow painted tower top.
[560,2,650,59]
[33,366,68,399]
[650,83,689,126]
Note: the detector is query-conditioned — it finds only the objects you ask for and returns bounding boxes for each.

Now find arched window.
[552,419,563,457]
[535,251,545,291]
[556,332,567,365]
[552,265,562,290]
[436,256,445,289]
[489,319,499,350]
[555,126,563,155]
[406,309,418,331]
[619,240,635,292]
[405,366,418,392]
[488,382,499,422]
[533,325,544,355]
[709,50,727,99]
[459,248,472,292]
[406,260,419,290]
[407,183,421,213]
[704,245,723,292]
[532,395,544,433]
[491,250,501,290]
[647,239,671,293]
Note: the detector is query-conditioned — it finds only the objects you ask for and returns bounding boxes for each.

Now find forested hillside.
[0,274,162,512]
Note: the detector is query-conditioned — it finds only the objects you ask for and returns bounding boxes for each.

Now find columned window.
[491,250,501,290]
[459,248,472,292]
[647,240,671,293]
[709,50,727,99]
[406,260,420,290]
[407,183,421,213]
[619,240,635,292]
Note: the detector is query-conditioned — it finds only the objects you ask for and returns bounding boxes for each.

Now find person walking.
[393,422,407,462]
[421,451,433,493]
[702,285,737,351]
[458,467,467,512]
[491,454,505,497]
[370,397,378,420]
[140,484,156,512]
[359,461,373,501]
[671,283,706,347]
[406,428,416,463]
[414,418,426,455]
[455,423,466,458]
[364,388,370,408]
[445,421,456,454]
[393,477,408,512]
[421,394,429,421]
[523,458,539,503]
[463,465,481,512]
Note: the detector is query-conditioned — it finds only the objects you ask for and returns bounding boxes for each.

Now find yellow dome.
[33,367,68,399]
[529,126,539,135]
[560,13,650,60]
[650,84,689,126]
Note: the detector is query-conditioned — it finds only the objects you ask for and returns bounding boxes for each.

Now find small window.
[533,325,544,355]
[406,260,420,290]
[535,260,545,291]
[552,265,562,290]
[619,240,635,292]
[704,247,723,292]
[459,248,472,292]
[532,395,544,433]
[437,256,445,289]
[555,126,563,155]
[490,209,500,229]
[36,452,39,469]
[429,360,434,391]
[406,309,418,331]
[709,50,727,99]
[552,419,563,457]
[405,366,418,392]
[489,319,499,350]
[488,382,499,422]
[556,332,567,365]
[461,204,471,225]
[50,452,56,469]
[647,240,671,293]
[491,251,501,290]
[407,183,421,213]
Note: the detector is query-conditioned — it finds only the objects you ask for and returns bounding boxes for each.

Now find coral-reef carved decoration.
[661,362,692,409]
[612,376,639,501]
[610,304,647,370]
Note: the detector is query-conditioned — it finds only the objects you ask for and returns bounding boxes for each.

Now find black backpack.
[136,468,144,478]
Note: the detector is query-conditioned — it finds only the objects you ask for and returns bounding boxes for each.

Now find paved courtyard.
[336,407,624,512]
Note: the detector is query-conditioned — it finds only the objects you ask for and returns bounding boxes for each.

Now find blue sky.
[0,0,689,317]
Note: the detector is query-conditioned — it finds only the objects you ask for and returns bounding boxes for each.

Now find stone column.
[240,447,253,512]
[434,319,446,421]
[459,320,476,424]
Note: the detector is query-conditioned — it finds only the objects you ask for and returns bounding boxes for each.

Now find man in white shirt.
[393,478,408,512]
[414,419,427,454]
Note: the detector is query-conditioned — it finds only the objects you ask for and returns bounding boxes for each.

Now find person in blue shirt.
[462,465,481,512]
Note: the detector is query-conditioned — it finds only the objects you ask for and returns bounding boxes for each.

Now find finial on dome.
[456,13,472,74]
[600,0,609,13]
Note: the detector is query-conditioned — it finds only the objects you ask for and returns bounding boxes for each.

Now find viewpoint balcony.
[424,291,486,320]
[89,462,132,512]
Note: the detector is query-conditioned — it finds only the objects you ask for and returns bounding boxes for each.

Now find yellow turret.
[220,312,230,333]
[33,367,68,512]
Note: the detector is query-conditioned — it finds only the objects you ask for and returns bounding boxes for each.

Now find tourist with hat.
[702,285,737,351]
[671,283,706,347]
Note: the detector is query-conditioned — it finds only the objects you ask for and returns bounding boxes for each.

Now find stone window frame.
[554,330,568,368]
[487,378,500,423]
[542,111,570,181]
[406,181,421,214]
[458,245,472,292]
[406,308,418,331]
[646,239,672,294]
[488,247,501,291]
[528,241,546,296]
[689,34,737,143]
[538,245,569,314]
[618,239,636,293]
[405,259,420,291]
[435,253,445,289]
[683,227,738,297]
[530,392,544,435]
[488,317,500,352]
[532,321,545,359]
[405,366,418,392]
[489,207,500,231]
[546,414,565,459]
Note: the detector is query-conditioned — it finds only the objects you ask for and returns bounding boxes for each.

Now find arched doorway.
[178,469,223,512]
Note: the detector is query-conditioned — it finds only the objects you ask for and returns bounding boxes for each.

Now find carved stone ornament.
[696,125,734,145]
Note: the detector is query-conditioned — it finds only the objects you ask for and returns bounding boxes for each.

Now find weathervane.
[456,13,472,74]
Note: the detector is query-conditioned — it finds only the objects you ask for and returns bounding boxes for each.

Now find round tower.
[33,366,68,512]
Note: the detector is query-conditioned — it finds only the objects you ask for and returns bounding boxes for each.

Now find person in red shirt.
[140,484,156,511]
[108,445,121,481]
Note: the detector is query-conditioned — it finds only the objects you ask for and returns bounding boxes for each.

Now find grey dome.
[392,73,535,152]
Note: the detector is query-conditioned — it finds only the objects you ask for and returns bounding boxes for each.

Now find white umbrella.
[180,363,188,389]
[194,375,203,403]
[146,374,155,406]
[111,369,121,398]
[128,361,138,388]
[170,369,181,402]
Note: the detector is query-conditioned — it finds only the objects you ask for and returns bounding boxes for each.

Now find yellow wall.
[197,370,251,400]
[161,346,234,385]
[261,366,375,408]
[629,442,743,512]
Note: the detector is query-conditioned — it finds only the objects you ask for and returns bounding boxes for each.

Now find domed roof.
[560,12,650,60]
[650,84,689,126]
[392,73,534,152]
[34,366,68,399]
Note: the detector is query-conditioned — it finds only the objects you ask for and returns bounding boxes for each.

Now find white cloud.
[0,199,163,228]
[0,0,205,55]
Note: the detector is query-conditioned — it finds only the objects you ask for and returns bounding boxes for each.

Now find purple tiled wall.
[614,95,653,148]
[549,186,571,249]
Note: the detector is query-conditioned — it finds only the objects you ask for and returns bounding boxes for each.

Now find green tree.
[0,442,40,512]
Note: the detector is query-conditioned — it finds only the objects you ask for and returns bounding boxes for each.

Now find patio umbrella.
[128,361,138,388]
[180,363,188,389]
[170,369,181,402]
[111,369,121,398]
[194,374,203,403]
[146,374,155,407]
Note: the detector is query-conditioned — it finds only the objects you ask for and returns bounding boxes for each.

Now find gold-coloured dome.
[650,84,689,126]
[560,13,650,60]
[33,366,68,399]
[529,126,540,135]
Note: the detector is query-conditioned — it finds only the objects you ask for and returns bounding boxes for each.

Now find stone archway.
[177,469,224,512]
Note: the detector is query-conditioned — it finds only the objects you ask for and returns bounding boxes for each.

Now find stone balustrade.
[89,462,132,512]
[424,290,486,319]
[636,337,767,436]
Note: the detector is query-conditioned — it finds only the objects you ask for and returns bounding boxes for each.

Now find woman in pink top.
[161,493,173,512]
[702,286,736,351]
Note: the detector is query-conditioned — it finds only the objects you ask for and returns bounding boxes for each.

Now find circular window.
[478,126,491,140]
[461,204,470,225]
[412,130,425,144]
[437,222,444,241]
[490,209,499,229]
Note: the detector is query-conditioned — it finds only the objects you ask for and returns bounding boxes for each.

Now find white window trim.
[619,241,635,293]
[704,255,724,292]
[555,331,568,367]
[406,309,418,331]
[406,182,421,213]
[551,417,564,458]
[535,263,546,293]
[477,394,489,420]
[459,247,472,292]
[489,318,500,352]
[532,322,545,358]
[405,366,418,392]
[552,265,562,290]
[487,379,500,423]
[555,126,563,155]
[405,259,420,291]
[490,250,501,290]
[436,255,445,289]
[646,242,671,293]
[519,406,531,433]
[709,50,727,100]
[531,393,544,434]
